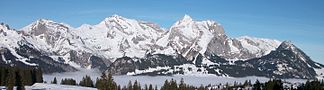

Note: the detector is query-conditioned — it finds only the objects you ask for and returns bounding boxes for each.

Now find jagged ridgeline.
[0,15,323,79]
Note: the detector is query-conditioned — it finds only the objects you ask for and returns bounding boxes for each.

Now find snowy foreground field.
[25,83,97,90]
[43,69,308,88]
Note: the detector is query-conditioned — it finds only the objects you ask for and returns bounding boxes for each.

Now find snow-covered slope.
[0,23,39,66]
[26,83,97,90]
[74,15,164,60]
[156,15,225,61]
[156,15,281,61]
[236,36,281,57]
[20,19,110,69]
[222,36,281,60]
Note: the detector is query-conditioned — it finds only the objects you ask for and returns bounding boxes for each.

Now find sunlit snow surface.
[25,83,97,90]
[43,69,307,88]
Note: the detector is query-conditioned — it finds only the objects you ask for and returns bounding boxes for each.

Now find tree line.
[62,74,324,90]
[0,66,43,90]
[52,71,324,90]
[2,65,323,90]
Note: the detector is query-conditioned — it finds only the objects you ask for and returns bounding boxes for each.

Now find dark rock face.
[0,47,26,67]
[69,50,92,68]
[13,40,77,73]
[0,39,110,73]
[203,41,323,79]
[0,46,75,74]
[90,55,110,71]
[107,54,190,75]
[242,41,319,79]
[107,57,136,75]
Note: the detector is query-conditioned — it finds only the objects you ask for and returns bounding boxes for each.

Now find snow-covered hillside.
[25,83,97,90]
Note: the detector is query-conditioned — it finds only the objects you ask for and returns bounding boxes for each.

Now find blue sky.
[0,0,323,63]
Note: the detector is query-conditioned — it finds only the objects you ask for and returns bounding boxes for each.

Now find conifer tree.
[79,75,94,87]
[0,68,2,86]
[197,84,206,90]
[51,77,57,84]
[148,84,153,90]
[253,79,261,90]
[133,80,140,90]
[248,80,252,86]
[31,68,43,84]
[265,79,283,90]
[144,84,148,90]
[95,77,100,88]
[61,78,77,85]
[117,85,121,90]
[96,72,117,90]
[179,78,186,90]
[161,80,169,90]
[0,67,43,89]
[127,80,133,90]
[6,69,15,90]
[107,73,117,90]
[243,80,249,87]
[15,70,25,90]
[23,70,33,85]
[122,86,127,90]
[0,68,8,86]
[35,68,43,83]
[170,79,177,90]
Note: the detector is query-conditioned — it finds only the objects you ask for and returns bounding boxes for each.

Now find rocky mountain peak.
[0,23,10,31]
[105,14,128,22]
[96,15,143,37]
[277,41,296,51]
[36,19,54,24]
[173,15,193,26]
[274,40,319,68]
[34,19,70,30]
[97,14,130,28]
[181,14,193,22]
[21,19,71,36]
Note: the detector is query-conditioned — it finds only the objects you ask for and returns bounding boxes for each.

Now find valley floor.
[43,69,308,88]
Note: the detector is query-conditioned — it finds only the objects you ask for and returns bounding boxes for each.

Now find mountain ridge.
[0,15,323,79]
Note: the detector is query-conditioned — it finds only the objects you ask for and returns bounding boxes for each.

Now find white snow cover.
[0,24,38,66]
[314,63,324,79]
[273,63,292,75]
[168,15,220,54]
[19,19,98,67]
[175,64,209,75]
[1,14,284,70]
[26,83,97,90]
[42,69,308,89]
[236,36,281,57]
[227,39,240,53]
[74,15,164,60]
[21,19,73,34]
[152,46,177,55]
[127,66,171,75]
[155,15,226,61]
[156,15,281,61]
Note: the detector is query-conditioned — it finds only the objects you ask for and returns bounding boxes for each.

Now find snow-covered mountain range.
[0,15,323,79]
